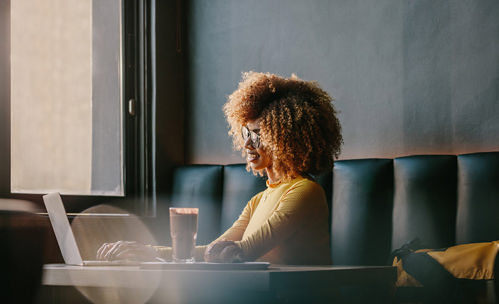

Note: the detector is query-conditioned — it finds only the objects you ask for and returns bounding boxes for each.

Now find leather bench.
[161,151,499,301]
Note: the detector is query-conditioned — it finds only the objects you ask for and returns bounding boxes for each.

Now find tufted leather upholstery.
[332,158,393,265]
[456,152,499,244]
[165,152,499,265]
[392,155,457,250]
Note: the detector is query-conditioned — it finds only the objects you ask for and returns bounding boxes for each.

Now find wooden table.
[40,264,396,304]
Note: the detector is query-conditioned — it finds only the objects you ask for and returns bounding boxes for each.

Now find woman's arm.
[96,193,262,262]
[203,193,261,262]
[212,192,260,242]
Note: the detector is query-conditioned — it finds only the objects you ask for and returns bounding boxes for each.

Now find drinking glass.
[169,208,198,263]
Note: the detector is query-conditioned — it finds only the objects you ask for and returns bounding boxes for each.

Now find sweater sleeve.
[235,181,325,261]
[213,192,261,242]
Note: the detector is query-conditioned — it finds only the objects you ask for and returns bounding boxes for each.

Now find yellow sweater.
[156,176,331,265]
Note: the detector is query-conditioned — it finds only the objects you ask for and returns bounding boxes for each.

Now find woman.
[97,72,342,264]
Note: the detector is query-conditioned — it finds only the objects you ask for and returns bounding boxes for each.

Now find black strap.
[388,237,426,264]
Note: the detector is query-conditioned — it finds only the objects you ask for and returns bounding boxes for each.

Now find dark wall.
[154,0,186,194]
[185,0,499,164]
[155,1,185,195]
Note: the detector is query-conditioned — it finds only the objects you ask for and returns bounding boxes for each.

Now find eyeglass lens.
[241,126,260,148]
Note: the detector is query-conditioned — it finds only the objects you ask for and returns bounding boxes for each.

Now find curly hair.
[223,72,343,181]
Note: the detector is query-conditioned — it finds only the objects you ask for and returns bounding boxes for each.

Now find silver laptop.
[43,192,140,266]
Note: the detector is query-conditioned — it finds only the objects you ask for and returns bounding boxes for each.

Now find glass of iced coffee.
[169,207,198,263]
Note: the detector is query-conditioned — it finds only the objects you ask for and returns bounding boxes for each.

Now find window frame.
[124,0,156,216]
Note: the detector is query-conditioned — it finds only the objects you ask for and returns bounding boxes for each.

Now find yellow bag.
[391,239,499,302]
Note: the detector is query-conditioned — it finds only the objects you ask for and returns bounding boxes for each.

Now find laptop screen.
[43,193,84,265]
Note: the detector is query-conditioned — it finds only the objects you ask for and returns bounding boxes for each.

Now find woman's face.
[243,119,272,171]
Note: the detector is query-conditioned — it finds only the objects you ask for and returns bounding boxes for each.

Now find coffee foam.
[170,208,199,215]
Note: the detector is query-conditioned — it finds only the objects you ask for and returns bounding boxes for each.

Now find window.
[10,0,155,211]
[10,0,123,196]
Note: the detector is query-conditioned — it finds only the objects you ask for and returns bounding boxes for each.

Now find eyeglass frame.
[241,125,261,148]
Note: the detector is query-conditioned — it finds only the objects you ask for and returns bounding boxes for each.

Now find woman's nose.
[243,136,253,149]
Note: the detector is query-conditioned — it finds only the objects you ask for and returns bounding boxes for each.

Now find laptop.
[43,192,270,269]
[43,192,142,266]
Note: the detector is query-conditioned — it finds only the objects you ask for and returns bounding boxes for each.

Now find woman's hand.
[204,239,244,263]
[96,241,159,261]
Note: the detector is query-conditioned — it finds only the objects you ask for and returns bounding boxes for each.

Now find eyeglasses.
[241,126,261,148]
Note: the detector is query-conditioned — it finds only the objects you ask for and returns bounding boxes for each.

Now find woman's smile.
[247,150,260,162]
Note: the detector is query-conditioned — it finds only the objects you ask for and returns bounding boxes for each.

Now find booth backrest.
[165,152,499,265]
